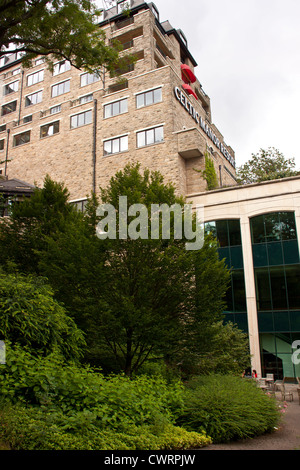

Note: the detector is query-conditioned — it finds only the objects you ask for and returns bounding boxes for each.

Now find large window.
[137,125,164,148]
[52,80,70,97]
[1,100,17,115]
[13,130,30,147]
[103,135,128,156]
[53,60,71,76]
[40,121,59,138]
[80,72,100,87]
[136,87,162,109]
[25,90,42,107]
[3,80,19,95]
[104,98,128,118]
[27,70,44,86]
[70,109,92,129]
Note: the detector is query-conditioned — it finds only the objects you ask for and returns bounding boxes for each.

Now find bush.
[176,375,281,443]
[0,402,211,450]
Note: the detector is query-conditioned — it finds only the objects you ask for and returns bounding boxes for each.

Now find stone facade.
[0,2,237,201]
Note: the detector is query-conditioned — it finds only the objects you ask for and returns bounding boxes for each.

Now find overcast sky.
[151,0,300,169]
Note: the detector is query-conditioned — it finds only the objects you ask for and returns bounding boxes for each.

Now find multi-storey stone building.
[0,0,236,205]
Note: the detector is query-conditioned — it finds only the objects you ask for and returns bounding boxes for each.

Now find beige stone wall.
[0,6,237,200]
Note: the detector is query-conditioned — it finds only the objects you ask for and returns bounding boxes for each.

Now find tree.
[40,164,231,376]
[0,175,83,273]
[236,147,299,184]
[0,0,131,74]
[0,270,85,361]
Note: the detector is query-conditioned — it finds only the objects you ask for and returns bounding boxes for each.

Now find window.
[137,125,164,147]
[40,121,59,138]
[104,98,128,118]
[51,79,70,97]
[0,125,6,132]
[136,87,162,108]
[25,90,42,107]
[12,68,21,76]
[13,130,30,147]
[23,115,32,123]
[117,0,130,14]
[80,94,93,104]
[0,139,4,151]
[103,135,128,156]
[80,72,100,87]
[1,100,17,115]
[50,104,61,115]
[70,109,92,129]
[35,58,45,66]
[27,70,44,86]
[3,80,19,95]
[53,60,71,76]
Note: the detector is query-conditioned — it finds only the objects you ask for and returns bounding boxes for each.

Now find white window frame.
[53,60,71,76]
[3,80,19,96]
[103,97,128,118]
[136,125,164,148]
[103,134,128,156]
[70,109,92,129]
[27,69,44,87]
[51,79,70,98]
[79,93,93,104]
[50,104,62,115]
[136,87,162,109]
[25,90,42,107]
[40,120,60,138]
[80,72,100,87]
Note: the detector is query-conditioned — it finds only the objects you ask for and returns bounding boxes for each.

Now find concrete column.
[240,215,262,377]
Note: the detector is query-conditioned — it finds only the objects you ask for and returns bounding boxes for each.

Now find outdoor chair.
[279,384,293,402]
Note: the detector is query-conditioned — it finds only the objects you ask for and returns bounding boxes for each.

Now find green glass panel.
[270,267,288,310]
[275,333,292,353]
[252,244,268,267]
[279,212,297,240]
[232,270,247,311]
[273,312,290,332]
[218,247,230,267]
[230,246,243,269]
[251,215,265,244]
[216,220,229,247]
[228,219,241,246]
[258,312,274,332]
[290,312,300,331]
[264,213,281,242]
[260,333,276,352]
[255,268,272,311]
[267,242,283,266]
[285,265,300,309]
[283,240,300,264]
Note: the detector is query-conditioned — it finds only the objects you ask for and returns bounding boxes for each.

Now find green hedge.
[176,375,281,443]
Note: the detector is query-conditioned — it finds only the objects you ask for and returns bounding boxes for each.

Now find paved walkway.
[202,385,300,451]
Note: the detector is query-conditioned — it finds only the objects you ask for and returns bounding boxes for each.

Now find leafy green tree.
[236,147,299,184]
[0,270,85,360]
[0,0,131,74]
[194,153,219,191]
[0,175,82,273]
[40,164,231,376]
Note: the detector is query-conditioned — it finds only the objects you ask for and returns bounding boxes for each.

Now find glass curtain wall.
[250,212,300,380]
[204,219,248,331]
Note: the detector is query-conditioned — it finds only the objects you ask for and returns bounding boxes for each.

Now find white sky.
[153,0,300,169]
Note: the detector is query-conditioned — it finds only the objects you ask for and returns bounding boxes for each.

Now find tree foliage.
[236,147,299,184]
[0,270,85,360]
[0,0,131,73]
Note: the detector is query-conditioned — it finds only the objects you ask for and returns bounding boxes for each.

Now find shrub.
[0,404,211,450]
[176,375,281,443]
